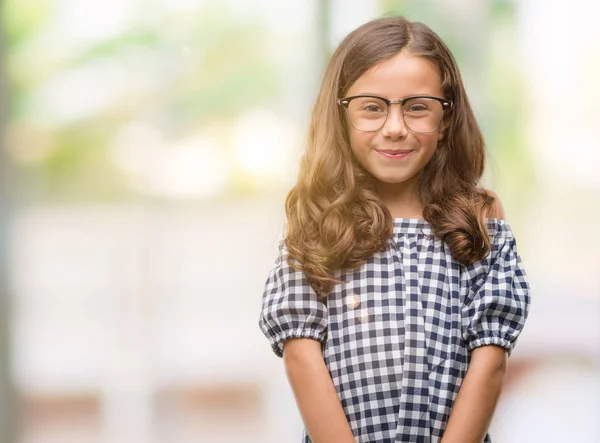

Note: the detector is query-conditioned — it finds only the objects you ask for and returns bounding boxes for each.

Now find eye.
[405,103,430,113]
[361,103,385,113]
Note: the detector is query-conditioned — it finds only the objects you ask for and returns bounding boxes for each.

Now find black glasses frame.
[337,94,454,133]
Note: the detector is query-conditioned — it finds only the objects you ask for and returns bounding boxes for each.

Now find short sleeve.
[258,242,328,358]
[461,220,531,356]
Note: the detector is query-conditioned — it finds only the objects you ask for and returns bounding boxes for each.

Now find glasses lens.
[347,96,387,131]
[402,97,444,132]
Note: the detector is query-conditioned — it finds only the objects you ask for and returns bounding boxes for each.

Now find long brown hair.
[285,17,495,296]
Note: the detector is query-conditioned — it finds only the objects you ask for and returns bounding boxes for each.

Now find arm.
[442,192,515,442]
[440,345,507,443]
[283,338,356,443]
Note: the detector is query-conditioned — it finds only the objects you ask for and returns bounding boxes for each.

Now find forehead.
[346,50,444,98]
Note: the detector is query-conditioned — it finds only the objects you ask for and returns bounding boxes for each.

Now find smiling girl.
[259,16,531,443]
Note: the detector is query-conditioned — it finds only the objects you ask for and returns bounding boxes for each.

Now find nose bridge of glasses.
[387,99,405,106]
[384,100,408,128]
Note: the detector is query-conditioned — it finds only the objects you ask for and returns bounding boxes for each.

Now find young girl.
[258,16,530,443]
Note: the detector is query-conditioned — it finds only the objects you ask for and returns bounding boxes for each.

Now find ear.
[437,113,452,142]
[437,121,449,141]
[437,128,446,142]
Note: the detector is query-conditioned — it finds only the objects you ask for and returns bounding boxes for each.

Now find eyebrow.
[355,92,437,98]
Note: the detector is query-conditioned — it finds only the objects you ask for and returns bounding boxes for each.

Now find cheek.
[415,133,440,153]
[349,130,374,153]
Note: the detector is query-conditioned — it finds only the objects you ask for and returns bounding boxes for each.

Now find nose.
[380,104,408,139]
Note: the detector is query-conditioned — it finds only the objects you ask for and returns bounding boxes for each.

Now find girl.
[258,16,530,443]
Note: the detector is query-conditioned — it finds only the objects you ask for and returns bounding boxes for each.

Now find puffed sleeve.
[461,220,531,356]
[258,242,328,358]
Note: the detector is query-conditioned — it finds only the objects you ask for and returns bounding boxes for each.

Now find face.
[343,50,448,191]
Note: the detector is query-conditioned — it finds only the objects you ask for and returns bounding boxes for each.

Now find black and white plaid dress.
[259,218,530,443]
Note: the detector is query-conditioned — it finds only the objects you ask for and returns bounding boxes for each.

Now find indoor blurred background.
[0,0,599,442]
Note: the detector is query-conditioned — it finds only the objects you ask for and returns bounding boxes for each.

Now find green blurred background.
[1,0,598,442]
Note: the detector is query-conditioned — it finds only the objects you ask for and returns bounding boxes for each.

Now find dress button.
[346,293,360,309]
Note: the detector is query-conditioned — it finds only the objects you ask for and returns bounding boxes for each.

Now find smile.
[377,150,415,160]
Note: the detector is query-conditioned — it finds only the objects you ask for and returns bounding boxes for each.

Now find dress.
[258,218,531,442]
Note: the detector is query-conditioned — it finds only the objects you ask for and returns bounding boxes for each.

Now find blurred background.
[0,0,599,442]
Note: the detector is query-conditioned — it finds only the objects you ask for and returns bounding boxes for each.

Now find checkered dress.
[259,218,530,443]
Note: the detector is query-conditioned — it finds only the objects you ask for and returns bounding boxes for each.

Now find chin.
[372,170,416,185]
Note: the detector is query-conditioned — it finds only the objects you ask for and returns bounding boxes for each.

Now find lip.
[376,149,416,160]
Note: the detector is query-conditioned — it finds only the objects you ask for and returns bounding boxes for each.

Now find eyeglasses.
[337,94,453,133]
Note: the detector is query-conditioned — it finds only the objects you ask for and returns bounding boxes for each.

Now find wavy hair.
[285,17,496,296]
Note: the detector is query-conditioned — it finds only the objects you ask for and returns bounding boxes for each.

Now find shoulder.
[484,189,505,221]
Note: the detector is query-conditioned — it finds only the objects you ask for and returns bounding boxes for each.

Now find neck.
[376,177,423,219]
